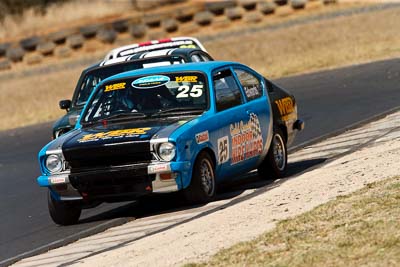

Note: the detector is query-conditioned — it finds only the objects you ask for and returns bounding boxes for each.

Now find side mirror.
[59,100,71,111]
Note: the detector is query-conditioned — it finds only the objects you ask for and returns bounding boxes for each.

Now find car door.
[210,68,249,180]
[232,67,272,170]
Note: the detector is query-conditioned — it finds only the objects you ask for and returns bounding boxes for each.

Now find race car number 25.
[218,136,229,164]
[176,85,203,98]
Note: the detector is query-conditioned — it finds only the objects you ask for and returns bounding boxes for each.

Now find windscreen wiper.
[82,112,147,127]
[104,112,147,121]
[151,107,204,117]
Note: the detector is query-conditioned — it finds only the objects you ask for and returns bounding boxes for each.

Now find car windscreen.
[73,56,185,107]
[82,72,208,124]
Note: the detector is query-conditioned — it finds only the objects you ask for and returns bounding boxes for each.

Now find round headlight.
[158,142,176,161]
[46,154,63,173]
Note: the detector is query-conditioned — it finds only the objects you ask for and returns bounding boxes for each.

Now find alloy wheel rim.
[273,134,286,171]
[200,159,214,196]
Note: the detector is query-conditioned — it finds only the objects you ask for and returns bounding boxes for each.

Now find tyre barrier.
[97,28,118,44]
[143,12,166,28]
[225,6,245,20]
[6,47,25,62]
[129,23,147,39]
[205,0,237,15]
[274,0,288,6]
[239,0,258,11]
[0,0,339,71]
[67,34,84,49]
[20,36,41,51]
[175,7,195,23]
[291,0,307,9]
[112,19,129,33]
[0,43,10,57]
[37,42,56,56]
[259,1,277,14]
[79,24,102,38]
[194,11,214,26]
[161,18,179,33]
[48,28,77,44]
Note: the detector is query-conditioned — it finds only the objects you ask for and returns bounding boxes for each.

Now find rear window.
[234,69,263,101]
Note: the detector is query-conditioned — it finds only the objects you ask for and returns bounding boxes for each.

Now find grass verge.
[1,4,400,131]
[187,176,400,267]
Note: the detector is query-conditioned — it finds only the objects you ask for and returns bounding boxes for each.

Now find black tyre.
[184,152,216,204]
[258,128,287,179]
[48,190,82,225]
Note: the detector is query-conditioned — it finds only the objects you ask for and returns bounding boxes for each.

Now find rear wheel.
[258,128,287,179]
[184,152,216,204]
[48,190,82,225]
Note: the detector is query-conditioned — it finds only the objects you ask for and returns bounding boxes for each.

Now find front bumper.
[37,161,191,201]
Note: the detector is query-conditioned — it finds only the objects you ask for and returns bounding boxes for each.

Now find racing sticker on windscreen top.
[175,76,198,83]
[132,75,170,89]
[104,82,126,92]
[78,128,151,143]
[230,113,263,164]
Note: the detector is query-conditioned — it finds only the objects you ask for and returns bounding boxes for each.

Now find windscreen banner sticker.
[131,75,170,89]
[230,113,263,164]
[218,136,229,164]
[175,76,198,83]
[78,128,151,143]
[196,131,209,144]
[275,97,295,121]
[104,82,126,92]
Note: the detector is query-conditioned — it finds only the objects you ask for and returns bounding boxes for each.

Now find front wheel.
[258,128,287,179]
[48,190,82,225]
[183,152,216,204]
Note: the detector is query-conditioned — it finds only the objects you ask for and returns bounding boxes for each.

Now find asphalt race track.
[0,58,399,265]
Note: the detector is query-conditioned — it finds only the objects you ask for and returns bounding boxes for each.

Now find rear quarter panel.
[266,79,298,146]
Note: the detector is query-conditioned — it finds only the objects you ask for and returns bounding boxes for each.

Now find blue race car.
[38,61,304,225]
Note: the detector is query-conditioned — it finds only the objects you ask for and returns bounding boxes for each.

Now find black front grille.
[64,141,152,171]
[69,164,155,199]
